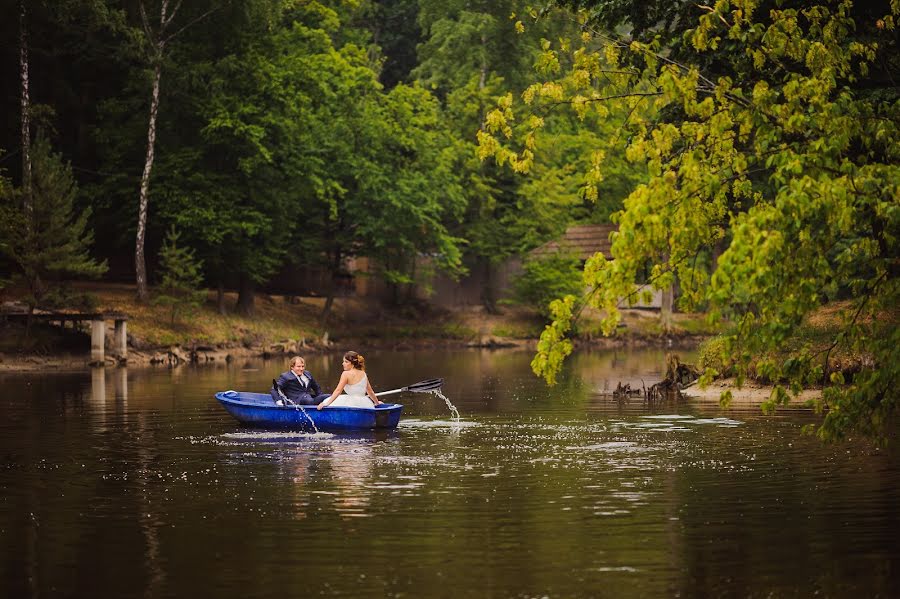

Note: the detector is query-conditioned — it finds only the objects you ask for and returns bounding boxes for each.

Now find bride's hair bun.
[344,351,365,370]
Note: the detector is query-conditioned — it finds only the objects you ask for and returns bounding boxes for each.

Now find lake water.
[2,348,898,598]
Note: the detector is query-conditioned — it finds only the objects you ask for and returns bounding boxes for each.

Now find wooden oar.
[376,378,444,398]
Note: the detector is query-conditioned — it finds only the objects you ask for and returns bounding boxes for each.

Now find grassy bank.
[1,284,477,354]
[0,283,718,365]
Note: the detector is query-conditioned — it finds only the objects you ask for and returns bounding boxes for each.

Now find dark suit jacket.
[271,370,323,405]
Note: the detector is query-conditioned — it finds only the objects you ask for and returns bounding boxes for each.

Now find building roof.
[530,224,616,260]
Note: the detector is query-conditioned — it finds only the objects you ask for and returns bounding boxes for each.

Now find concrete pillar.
[113,319,128,361]
[91,319,106,364]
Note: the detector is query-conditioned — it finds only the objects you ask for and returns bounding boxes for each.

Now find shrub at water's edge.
[696,303,896,438]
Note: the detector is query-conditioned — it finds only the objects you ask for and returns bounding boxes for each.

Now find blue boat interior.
[216,390,400,410]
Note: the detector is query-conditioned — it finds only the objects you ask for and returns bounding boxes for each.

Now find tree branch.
[818,270,888,384]
[162,0,182,30]
[139,1,155,44]
[166,5,221,42]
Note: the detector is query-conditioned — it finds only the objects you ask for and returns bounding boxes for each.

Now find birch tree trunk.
[19,0,31,219]
[135,55,163,301]
[134,0,215,302]
[20,0,35,339]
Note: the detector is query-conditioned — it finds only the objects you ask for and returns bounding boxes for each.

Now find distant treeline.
[0,0,640,316]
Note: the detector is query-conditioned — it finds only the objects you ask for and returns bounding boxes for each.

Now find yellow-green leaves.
[532,295,576,385]
[476,1,899,440]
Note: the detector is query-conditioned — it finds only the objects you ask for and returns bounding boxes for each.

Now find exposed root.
[613,354,701,402]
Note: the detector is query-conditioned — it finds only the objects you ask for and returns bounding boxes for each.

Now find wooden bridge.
[1,311,128,365]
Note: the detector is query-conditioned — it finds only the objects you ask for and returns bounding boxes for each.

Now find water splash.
[291,403,319,433]
[275,386,320,433]
[427,389,460,422]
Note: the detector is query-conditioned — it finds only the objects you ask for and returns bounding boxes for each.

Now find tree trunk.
[19,0,31,219]
[132,0,216,303]
[321,292,335,325]
[479,34,487,89]
[236,274,254,317]
[19,0,39,313]
[320,247,342,324]
[135,54,163,302]
[404,258,417,304]
[24,306,34,342]
[480,258,499,314]
[660,284,674,333]
[216,281,226,315]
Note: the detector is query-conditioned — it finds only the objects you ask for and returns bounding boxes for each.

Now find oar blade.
[405,378,444,393]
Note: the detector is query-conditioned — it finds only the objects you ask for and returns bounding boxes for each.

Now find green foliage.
[698,336,733,378]
[512,251,584,317]
[369,0,423,88]
[153,226,206,324]
[415,0,522,96]
[135,2,468,303]
[530,295,576,385]
[40,288,100,312]
[333,82,468,286]
[414,1,637,311]
[2,0,632,319]
[163,4,359,288]
[0,134,107,312]
[0,165,11,289]
[480,0,900,441]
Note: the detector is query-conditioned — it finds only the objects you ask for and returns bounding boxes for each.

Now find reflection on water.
[0,348,898,598]
[325,443,376,515]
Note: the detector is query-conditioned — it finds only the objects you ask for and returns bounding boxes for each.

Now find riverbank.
[682,378,821,408]
[0,287,823,409]
[0,282,716,372]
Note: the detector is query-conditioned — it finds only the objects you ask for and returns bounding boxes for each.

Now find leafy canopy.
[479,0,900,441]
[512,251,584,317]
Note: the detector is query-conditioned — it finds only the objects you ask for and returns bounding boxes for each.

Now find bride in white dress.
[317,351,383,409]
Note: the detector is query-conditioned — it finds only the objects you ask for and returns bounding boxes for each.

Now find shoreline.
[0,331,710,373]
[682,377,821,407]
[1,284,718,374]
[0,342,815,410]
[0,339,511,372]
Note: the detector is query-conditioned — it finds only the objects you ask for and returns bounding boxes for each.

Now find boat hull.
[215,391,403,431]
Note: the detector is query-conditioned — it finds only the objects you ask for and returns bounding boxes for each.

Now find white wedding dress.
[328,374,376,408]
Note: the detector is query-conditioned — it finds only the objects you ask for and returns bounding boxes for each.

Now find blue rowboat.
[214,390,403,431]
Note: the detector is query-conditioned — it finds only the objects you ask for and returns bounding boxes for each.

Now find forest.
[0,0,634,316]
[0,0,898,440]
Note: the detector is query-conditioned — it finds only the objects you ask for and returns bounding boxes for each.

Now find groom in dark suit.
[271,356,329,405]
